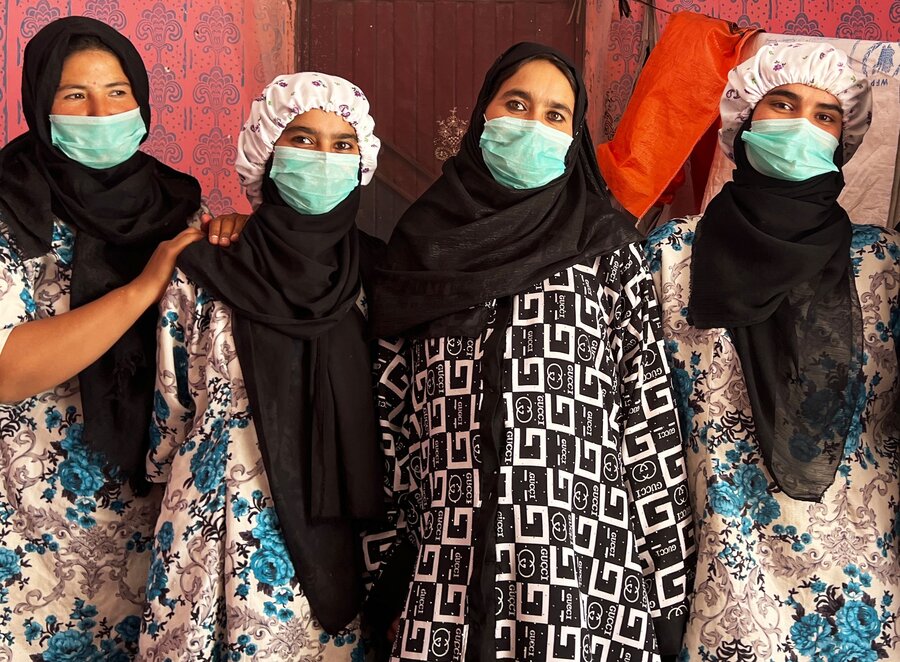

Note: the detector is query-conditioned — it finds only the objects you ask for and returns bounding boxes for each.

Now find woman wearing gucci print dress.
[646,42,900,659]
[365,42,695,662]
[140,73,384,661]
[0,17,217,661]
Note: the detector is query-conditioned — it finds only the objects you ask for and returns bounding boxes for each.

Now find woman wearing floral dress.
[647,41,900,660]
[140,73,384,661]
[0,17,210,661]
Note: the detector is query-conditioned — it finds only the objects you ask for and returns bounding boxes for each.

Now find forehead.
[495,59,575,101]
[284,108,356,136]
[58,49,127,78]
[763,83,841,109]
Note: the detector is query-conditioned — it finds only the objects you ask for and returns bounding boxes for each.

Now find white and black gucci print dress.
[364,242,696,662]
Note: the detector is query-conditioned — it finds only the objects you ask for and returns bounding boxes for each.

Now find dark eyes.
[60,89,131,101]
[291,136,356,151]
[505,99,565,123]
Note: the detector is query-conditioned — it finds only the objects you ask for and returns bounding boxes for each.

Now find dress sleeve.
[0,231,32,358]
[146,268,208,482]
[361,336,425,632]
[611,243,696,655]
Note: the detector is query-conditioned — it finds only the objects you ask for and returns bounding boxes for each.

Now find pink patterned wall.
[594,0,900,140]
[0,0,295,214]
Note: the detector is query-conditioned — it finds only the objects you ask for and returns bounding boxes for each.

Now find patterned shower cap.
[235,72,381,208]
[719,41,872,164]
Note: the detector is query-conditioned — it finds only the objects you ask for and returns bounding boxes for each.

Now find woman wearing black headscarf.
[364,43,695,662]
[140,72,384,660]
[0,17,205,659]
[647,41,900,659]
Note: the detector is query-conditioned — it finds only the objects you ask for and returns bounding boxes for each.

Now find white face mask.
[741,118,840,181]
[478,116,572,189]
[49,107,147,169]
[269,146,361,215]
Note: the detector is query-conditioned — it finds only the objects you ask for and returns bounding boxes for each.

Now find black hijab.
[0,17,201,478]
[689,121,863,501]
[371,42,640,338]
[177,164,383,634]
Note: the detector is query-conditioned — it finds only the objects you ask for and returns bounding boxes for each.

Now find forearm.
[0,282,155,402]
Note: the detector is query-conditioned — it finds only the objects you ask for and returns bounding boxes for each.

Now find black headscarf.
[689,121,863,501]
[371,42,640,338]
[0,17,201,478]
[177,168,384,634]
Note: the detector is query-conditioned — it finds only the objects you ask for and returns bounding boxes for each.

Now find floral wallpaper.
[597,0,900,140]
[0,0,295,214]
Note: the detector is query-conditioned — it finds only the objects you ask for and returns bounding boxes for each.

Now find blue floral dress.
[0,218,160,661]
[647,217,900,662]
[139,268,366,662]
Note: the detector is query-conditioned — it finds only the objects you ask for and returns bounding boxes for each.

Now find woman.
[365,43,695,662]
[646,42,900,659]
[141,72,383,661]
[0,17,208,660]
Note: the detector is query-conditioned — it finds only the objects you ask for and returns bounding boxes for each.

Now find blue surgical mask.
[479,116,573,190]
[269,147,360,215]
[740,118,840,181]
[49,107,146,169]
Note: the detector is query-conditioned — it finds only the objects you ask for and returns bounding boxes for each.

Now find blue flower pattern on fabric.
[142,273,365,658]
[651,219,900,661]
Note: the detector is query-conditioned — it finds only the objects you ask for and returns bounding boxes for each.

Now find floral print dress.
[647,217,900,662]
[0,218,160,661]
[138,268,366,662]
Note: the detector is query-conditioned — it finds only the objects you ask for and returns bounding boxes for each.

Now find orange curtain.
[596,12,759,219]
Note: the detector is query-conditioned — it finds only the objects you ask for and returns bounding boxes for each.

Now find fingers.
[231,214,250,240]
[207,216,224,245]
[168,227,205,254]
[206,213,249,246]
[388,617,401,643]
[218,215,236,246]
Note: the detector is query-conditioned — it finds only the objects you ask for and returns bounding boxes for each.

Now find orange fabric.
[596,13,759,219]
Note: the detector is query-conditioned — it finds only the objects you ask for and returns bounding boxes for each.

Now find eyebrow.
[57,81,131,91]
[765,89,843,115]
[282,125,358,141]
[501,88,573,116]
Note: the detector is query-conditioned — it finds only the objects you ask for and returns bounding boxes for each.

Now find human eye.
[292,135,314,146]
[334,141,356,151]
[547,110,565,123]
[505,99,527,112]
[62,92,85,101]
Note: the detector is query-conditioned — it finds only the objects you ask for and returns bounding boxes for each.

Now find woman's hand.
[128,227,204,306]
[203,212,250,246]
[387,616,401,643]
[0,227,203,403]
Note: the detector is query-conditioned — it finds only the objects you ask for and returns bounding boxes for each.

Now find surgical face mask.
[269,146,360,215]
[740,118,840,181]
[479,116,573,190]
[49,107,146,169]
